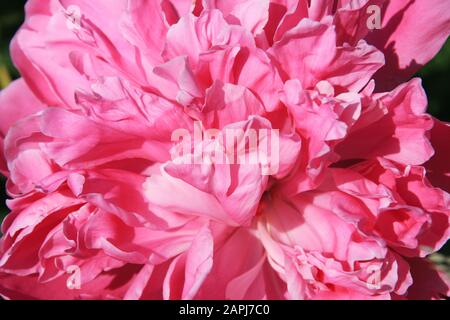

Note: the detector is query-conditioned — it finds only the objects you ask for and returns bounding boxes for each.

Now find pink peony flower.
[0,0,449,300]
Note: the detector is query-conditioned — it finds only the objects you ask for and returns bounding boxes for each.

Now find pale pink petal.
[368,0,450,90]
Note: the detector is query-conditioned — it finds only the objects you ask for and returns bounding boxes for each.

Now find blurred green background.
[0,2,449,261]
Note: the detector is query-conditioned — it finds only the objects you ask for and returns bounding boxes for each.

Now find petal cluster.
[0,0,449,300]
